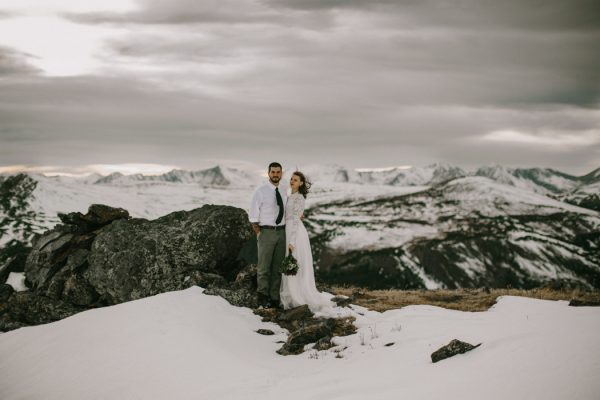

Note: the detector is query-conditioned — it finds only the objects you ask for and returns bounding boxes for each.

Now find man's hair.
[268,162,282,172]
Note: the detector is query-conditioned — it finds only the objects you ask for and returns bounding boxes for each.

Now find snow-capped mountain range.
[1,163,598,290]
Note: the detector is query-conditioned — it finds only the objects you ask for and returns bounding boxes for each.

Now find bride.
[280,171,335,312]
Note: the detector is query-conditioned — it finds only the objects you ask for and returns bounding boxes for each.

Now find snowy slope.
[302,163,587,193]
[310,176,597,253]
[307,176,600,290]
[302,163,467,187]
[15,167,427,234]
[442,176,595,217]
[0,287,599,400]
[3,162,596,232]
[475,165,581,195]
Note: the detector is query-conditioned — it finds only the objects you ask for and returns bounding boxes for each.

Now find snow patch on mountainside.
[442,177,595,217]
[22,170,429,235]
[327,225,439,252]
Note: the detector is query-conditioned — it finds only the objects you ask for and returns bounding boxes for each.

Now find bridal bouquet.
[280,252,299,276]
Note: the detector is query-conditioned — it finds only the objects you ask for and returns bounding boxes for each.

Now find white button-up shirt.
[249,181,288,226]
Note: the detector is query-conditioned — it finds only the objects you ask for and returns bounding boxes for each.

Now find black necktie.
[275,187,284,224]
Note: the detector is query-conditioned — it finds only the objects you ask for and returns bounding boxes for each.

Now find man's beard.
[270,177,280,184]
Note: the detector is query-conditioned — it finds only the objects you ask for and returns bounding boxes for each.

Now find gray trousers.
[256,228,286,301]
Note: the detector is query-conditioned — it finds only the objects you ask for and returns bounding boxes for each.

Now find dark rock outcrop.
[1,203,254,331]
[568,299,600,307]
[431,339,482,363]
[2,202,358,357]
[0,250,29,284]
[254,304,356,356]
[0,291,84,332]
[57,204,130,235]
[84,205,251,304]
[0,283,14,303]
[313,336,335,351]
[276,317,356,355]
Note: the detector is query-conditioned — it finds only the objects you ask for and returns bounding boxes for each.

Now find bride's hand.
[288,244,295,252]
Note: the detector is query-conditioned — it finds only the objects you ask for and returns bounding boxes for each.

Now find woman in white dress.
[280,171,335,312]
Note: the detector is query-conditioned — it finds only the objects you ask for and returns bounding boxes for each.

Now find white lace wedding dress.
[280,192,336,313]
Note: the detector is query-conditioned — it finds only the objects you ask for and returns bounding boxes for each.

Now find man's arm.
[249,189,261,235]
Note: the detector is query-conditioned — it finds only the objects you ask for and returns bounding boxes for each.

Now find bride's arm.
[288,195,305,250]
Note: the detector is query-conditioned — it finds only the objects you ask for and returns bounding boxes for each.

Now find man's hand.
[252,223,260,236]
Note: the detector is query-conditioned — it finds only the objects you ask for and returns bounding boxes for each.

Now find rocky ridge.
[0,203,356,355]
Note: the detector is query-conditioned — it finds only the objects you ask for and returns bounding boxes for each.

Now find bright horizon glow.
[0,163,181,176]
[355,166,413,172]
[0,163,420,177]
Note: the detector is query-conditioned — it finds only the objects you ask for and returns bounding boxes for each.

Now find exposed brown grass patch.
[328,286,600,312]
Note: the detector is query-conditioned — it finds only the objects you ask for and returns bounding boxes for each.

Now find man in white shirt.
[249,162,287,308]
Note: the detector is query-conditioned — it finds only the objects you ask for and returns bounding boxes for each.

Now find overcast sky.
[0,0,598,175]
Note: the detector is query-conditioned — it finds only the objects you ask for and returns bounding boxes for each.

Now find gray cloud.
[268,0,600,32]
[1,0,598,174]
[64,0,335,29]
[0,46,41,76]
[101,23,600,108]
[1,73,597,174]
[65,0,600,110]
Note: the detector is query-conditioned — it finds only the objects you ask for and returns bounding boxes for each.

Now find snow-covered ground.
[1,287,599,400]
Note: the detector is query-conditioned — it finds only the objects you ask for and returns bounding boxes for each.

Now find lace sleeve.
[288,194,305,248]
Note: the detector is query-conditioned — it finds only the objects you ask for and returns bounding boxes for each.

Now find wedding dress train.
[280,192,335,313]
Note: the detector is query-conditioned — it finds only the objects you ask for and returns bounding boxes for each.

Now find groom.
[249,162,287,309]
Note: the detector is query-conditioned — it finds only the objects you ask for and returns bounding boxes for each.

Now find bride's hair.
[293,171,311,198]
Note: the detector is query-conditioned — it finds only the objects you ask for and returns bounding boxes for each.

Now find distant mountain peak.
[580,167,600,184]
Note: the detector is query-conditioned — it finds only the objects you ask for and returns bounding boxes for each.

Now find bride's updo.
[293,171,312,198]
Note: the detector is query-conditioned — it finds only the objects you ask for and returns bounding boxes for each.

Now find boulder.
[0,283,14,303]
[85,205,252,304]
[57,204,130,234]
[431,339,482,363]
[3,204,254,331]
[0,291,84,332]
